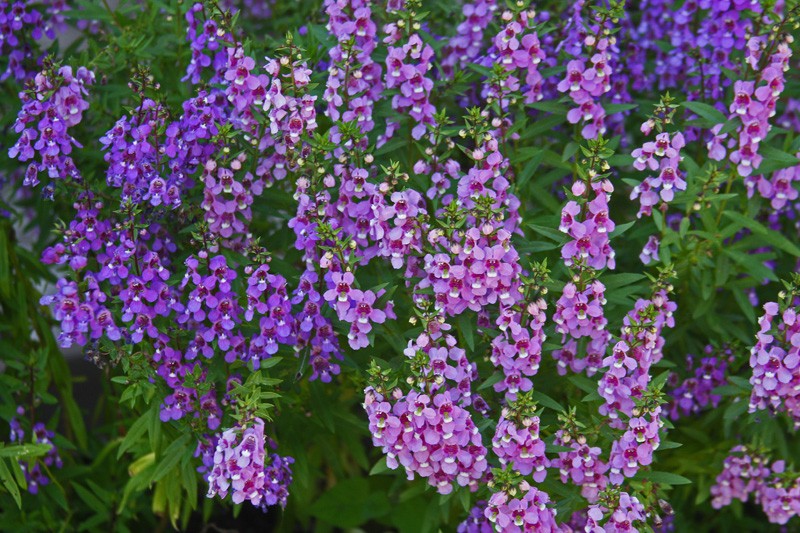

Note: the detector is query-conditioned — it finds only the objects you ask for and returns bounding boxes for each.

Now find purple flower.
[364,387,487,494]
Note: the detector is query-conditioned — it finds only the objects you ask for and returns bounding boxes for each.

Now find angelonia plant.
[1,0,800,532]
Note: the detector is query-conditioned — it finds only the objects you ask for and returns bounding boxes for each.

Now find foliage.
[0,0,799,532]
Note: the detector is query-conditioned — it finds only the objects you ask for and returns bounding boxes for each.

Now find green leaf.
[45,340,88,450]
[457,313,475,351]
[732,288,757,324]
[181,456,198,511]
[712,385,745,397]
[756,145,800,176]
[0,458,22,509]
[545,444,575,453]
[527,223,567,244]
[723,399,749,421]
[642,471,693,486]
[117,407,154,459]
[610,220,636,238]
[723,211,800,257]
[151,433,191,483]
[369,457,390,476]
[0,443,52,459]
[606,103,638,114]
[682,101,727,125]
[562,142,580,162]
[149,401,162,452]
[458,488,471,512]
[530,390,565,412]
[478,371,504,391]
[259,356,283,370]
[9,458,26,490]
[527,101,568,115]
[516,150,545,190]
[728,376,753,390]
[651,370,672,391]
[568,375,597,394]
[73,483,108,516]
[602,273,646,290]
[310,478,391,528]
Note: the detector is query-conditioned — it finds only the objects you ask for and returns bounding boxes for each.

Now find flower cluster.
[101,88,225,209]
[639,235,659,266]
[183,2,231,84]
[206,418,293,510]
[323,0,382,139]
[489,297,547,396]
[710,445,771,510]
[483,482,560,532]
[0,0,68,82]
[557,13,615,139]
[630,132,686,218]
[441,0,496,78]
[748,300,800,428]
[667,346,731,419]
[8,408,63,495]
[553,138,618,382]
[711,446,800,525]
[258,449,294,511]
[458,500,494,533]
[9,64,94,192]
[404,329,479,405]
[552,427,609,503]
[709,37,793,177]
[178,255,240,359]
[223,46,317,146]
[607,406,663,484]
[363,387,488,495]
[245,263,295,365]
[491,394,549,482]
[584,491,647,532]
[200,156,264,245]
[484,7,547,104]
[745,159,800,212]
[598,290,676,422]
[552,280,608,376]
[559,155,616,271]
[321,271,394,349]
[382,3,436,141]
[636,1,756,106]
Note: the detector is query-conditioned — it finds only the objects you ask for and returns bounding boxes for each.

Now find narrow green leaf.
[73,483,108,516]
[457,313,475,351]
[478,371,503,391]
[756,146,799,175]
[545,444,575,453]
[724,399,749,421]
[530,391,565,412]
[610,220,636,238]
[568,375,597,394]
[732,289,757,324]
[643,471,693,486]
[723,211,800,257]
[0,443,52,459]
[527,101,568,115]
[369,457,390,476]
[118,409,153,459]
[0,458,22,509]
[151,434,191,483]
[606,103,638,114]
[602,273,646,290]
[682,101,727,124]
